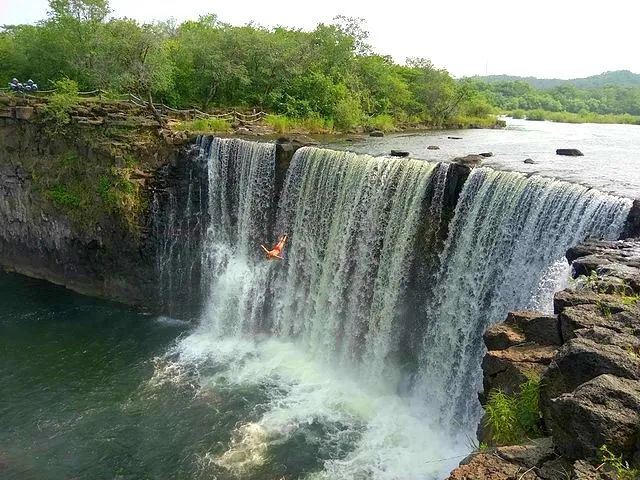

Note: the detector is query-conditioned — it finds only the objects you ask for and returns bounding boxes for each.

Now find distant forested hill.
[471,70,640,89]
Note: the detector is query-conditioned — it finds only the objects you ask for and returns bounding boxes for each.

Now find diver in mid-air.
[261,234,288,260]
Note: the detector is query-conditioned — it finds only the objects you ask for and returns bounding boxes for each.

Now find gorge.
[1,108,639,479]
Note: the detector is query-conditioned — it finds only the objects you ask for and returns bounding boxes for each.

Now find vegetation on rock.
[484,371,542,445]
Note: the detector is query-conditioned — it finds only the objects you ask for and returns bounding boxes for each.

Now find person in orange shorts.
[261,234,288,260]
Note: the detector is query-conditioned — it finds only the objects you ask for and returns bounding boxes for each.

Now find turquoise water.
[0,272,314,480]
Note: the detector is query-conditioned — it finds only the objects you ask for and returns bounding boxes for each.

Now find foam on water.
[168,333,462,479]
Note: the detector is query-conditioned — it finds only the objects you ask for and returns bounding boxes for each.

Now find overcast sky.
[2,0,638,79]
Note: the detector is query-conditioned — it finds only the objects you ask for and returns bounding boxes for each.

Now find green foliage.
[264,114,333,134]
[41,78,80,133]
[0,3,500,130]
[47,184,82,208]
[485,372,542,445]
[173,117,231,132]
[599,445,640,480]
[365,114,395,132]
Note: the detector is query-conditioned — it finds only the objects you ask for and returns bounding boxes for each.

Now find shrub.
[599,445,640,480]
[510,109,525,119]
[485,371,542,445]
[365,114,395,132]
[47,185,81,209]
[41,78,80,133]
[174,117,231,132]
[333,96,363,131]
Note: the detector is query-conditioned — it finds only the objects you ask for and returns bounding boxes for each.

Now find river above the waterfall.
[322,118,640,199]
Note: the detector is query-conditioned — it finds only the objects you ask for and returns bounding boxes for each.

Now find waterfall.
[199,137,276,335]
[272,147,439,379]
[413,167,632,430]
[166,137,632,478]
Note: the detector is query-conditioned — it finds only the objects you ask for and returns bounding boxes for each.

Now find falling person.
[261,234,288,260]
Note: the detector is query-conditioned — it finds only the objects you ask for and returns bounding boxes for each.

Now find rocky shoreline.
[447,239,640,479]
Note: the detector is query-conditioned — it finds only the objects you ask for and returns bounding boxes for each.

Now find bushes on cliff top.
[41,78,80,133]
[484,371,542,445]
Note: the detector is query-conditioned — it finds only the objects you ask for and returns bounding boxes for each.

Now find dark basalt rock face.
[449,239,640,479]
[546,374,640,459]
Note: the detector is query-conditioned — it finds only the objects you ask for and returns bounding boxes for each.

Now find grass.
[174,117,232,132]
[264,114,333,134]
[450,114,504,128]
[510,109,640,125]
[599,445,640,480]
[364,114,396,132]
[484,371,542,445]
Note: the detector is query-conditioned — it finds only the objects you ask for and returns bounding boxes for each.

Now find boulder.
[446,452,541,479]
[390,150,409,157]
[447,438,554,480]
[505,311,562,346]
[540,337,640,408]
[483,345,556,396]
[427,145,440,150]
[560,304,640,340]
[14,106,34,120]
[369,130,384,137]
[479,152,493,157]
[556,148,584,156]
[545,374,640,459]
[453,154,484,167]
[524,158,536,164]
[484,323,525,350]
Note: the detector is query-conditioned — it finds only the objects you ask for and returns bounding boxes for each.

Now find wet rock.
[556,148,584,156]
[524,158,536,164]
[479,152,493,157]
[448,136,463,140]
[622,199,640,239]
[390,150,409,157]
[369,130,384,137]
[545,374,640,459]
[453,154,484,167]
[427,145,440,150]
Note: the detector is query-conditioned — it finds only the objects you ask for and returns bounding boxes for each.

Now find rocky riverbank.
[447,239,640,479]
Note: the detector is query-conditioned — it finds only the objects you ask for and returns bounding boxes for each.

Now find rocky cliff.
[0,94,190,308]
[448,239,640,479]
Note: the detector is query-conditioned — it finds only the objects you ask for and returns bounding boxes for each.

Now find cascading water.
[159,137,632,479]
[413,167,632,431]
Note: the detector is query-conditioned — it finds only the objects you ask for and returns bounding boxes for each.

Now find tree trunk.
[147,90,166,128]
